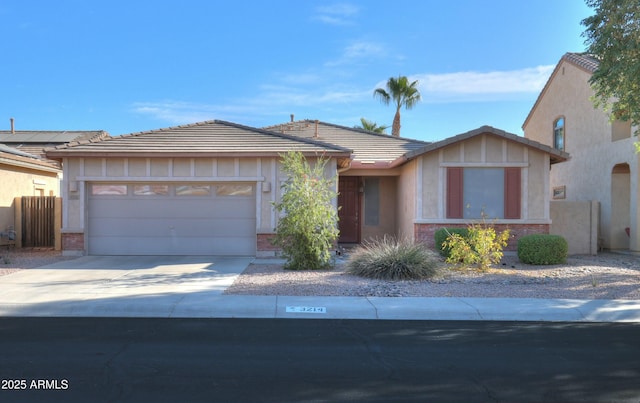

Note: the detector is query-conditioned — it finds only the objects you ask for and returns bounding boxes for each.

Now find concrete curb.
[1,296,639,322]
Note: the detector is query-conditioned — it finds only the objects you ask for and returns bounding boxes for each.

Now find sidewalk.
[3,295,638,322]
[0,256,639,322]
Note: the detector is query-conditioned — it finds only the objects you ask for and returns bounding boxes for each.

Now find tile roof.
[562,52,599,73]
[0,143,39,159]
[46,120,352,160]
[264,120,429,168]
[0,130,108,144]
[0,130,109,162]
[405,125,570,164]
[0,144,62,173]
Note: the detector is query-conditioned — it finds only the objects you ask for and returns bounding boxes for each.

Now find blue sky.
[1,1,593,141]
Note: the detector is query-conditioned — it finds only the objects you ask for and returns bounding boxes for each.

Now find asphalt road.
[0,318,639,402]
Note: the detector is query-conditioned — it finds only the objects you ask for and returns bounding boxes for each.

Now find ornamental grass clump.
[346,236,440,280]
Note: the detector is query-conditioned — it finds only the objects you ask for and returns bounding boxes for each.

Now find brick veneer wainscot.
[414,223,549,251]
[62,233,84,251]
[257,234,279,252]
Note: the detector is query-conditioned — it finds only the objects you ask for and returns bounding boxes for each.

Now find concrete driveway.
[0,255,253,317]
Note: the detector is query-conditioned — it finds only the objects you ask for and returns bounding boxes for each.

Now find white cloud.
[133,65,555,126]
[255,84,367,106]
[343,41,385,59]
[314,3,359,25]
[275,73,321,85]
[411,65,555,102]
[325,40,387,67]
[131,101,265,124]
[131,85,366,125]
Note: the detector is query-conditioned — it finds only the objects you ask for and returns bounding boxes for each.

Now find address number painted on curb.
[286,306,327,314]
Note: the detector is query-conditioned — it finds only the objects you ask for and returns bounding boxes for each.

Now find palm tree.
[354,118,389,134]
[373,75,421,137]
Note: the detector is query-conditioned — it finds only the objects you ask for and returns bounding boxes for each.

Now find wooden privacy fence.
[20,196,57,248]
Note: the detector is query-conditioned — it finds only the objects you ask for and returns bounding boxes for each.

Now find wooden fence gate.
[21,196,57,247]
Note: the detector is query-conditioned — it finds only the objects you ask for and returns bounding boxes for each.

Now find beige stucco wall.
[358,176,398,241]
[396,161,417,241]
[550,200,599,255]
[61,156,339,250]
[417,133,550,223]
[0,163,60,233]
[523,60,640,251]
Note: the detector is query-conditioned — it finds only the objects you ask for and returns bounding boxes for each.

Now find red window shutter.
[447,167,463,218]
[504,167,521,219]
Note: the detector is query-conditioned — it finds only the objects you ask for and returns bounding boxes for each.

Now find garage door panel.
[88,217,255,237]
[90,199,254,219]
[88,236,256,256]
[173,219,256,237]
[88,183,256,255]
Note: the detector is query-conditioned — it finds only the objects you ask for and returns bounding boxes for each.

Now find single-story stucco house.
[46,119,569,257]
[0,144,62,245]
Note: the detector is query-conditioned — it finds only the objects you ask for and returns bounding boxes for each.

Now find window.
[463,168,504,219]
[91,184,127,195]
[134,185,169,196]
[553,117,565,151]
[216,184,253,196]
[176,185,211,196]
[364,178,379,226]
[447,167,521,219]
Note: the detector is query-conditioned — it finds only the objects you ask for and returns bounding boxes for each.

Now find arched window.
[553,117,565,151]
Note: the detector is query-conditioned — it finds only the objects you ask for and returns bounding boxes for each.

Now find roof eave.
[522,52,597,130]
[45,150,352,160]
[550,154,570,165]
[403,125,572,163]
[0,156,62,173]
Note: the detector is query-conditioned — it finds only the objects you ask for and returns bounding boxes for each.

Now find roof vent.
[314,120,319,138]
[10,117,14,134]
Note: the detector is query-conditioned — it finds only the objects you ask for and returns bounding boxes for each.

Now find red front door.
[338,176,360,243]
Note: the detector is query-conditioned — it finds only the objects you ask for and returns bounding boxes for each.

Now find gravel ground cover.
[1,248,638,300]
[0,248,76,276]
[225,252,640,300]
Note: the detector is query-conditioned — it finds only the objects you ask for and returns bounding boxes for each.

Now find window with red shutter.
[445,167,521,220]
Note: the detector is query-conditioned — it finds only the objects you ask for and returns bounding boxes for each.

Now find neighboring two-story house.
[523,52,639,252]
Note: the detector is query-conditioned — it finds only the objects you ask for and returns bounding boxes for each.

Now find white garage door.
[88,183,256,256]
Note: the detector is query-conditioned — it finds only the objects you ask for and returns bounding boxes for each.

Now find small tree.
[272,151,339,270]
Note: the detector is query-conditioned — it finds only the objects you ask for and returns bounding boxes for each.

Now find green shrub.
[271,152,339,270]
[517,234,568,265]
[442,223,510,272]
[434,227,469,257]
[346,236,441,280]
